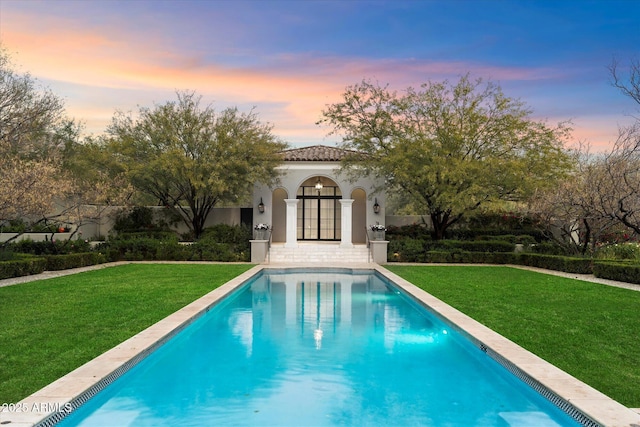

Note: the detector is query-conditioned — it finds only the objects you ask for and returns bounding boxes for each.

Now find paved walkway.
[1,261,639,292]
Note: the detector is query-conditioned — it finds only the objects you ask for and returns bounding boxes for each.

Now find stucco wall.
[253,161,385,243]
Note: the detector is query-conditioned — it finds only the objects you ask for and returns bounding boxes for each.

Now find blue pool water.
[57,269,582,426]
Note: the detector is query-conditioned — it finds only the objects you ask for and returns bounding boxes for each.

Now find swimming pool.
[51,268,588,426]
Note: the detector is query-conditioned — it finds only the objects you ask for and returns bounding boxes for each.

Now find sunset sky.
[1,0,638,150]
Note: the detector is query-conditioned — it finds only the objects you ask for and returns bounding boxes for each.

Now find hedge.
[44,253,107,271]
[98,238,249,262]
[0,257,47,279]
[518,253,593,274]
[593,261,640,285]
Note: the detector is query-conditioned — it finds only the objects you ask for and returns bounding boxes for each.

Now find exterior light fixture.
[258,197,265,213]
[315,177,323,192]
[373,198,380,214]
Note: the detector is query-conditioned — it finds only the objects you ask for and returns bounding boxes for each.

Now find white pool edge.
[2,263,639,427]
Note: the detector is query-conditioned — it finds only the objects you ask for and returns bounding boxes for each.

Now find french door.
[297,185,341,241]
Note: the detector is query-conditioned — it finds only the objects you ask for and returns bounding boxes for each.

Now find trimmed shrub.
[0,257,47,279]
[528,242,567,256]
[111,231,179,242]
[518,253,593,274]
[422,251,518,264]
[200,224,252,246]
[388,239,427,262]
[455,240,515,252]
[8,239,92,255]
[424,250,452,263]
[0,250,15,261]
[189,241,244,262]
[593,261,640,285]
[44,253,107,271]
[99,238,165,261]
[476,234,517,243]
[422,239,515,253]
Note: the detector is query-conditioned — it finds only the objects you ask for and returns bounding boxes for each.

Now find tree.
[593,57,640,236]
[596,125,640,235]
[528,147,618,254]
[320,75,573,239]
[59,133,136,240]
[107,91,287,238]
[0,47,69,229]
[609,57,640,106]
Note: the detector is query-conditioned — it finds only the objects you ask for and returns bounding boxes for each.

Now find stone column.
[284,199,299,248]
[339,199,354,248]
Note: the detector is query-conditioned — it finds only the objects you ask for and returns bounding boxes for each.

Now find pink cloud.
[1,9,624,150]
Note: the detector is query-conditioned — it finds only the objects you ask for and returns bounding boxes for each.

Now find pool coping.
[1,263,639,427]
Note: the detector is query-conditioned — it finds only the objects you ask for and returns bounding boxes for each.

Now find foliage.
[106,91,287,238]
[0,257,47,279]
[531,58,640,253]
[99,224,251,262]
[595,242,640,261]
[112,206,178,233]
[0,263,254,403]
[593,261,640,285]
[189,241,247,262]
[7,238,92,255]
[526,242,568,256]
[200,224,252,246]
[422,250,518,264]
[518,253,593,274]
[320,75,573,239]
[385,223,431,240]
[98,237,173,261]
[44,253,107,271]
[388,238,515,263]
[62,135,135,206]
[388,238,427,262]
[192,225,251,261]
[0,48,72,228]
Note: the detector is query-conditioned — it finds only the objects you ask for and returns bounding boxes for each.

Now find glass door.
[297,181,341,241]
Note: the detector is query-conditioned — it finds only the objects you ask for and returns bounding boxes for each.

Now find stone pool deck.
[1,262,639,426]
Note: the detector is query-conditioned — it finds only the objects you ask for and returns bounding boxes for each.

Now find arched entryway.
[296,176,342,241]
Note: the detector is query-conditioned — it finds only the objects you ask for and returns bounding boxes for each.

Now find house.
[251,145,388,263]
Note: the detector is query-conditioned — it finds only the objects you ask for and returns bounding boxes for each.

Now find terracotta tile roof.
[281,144,361,162]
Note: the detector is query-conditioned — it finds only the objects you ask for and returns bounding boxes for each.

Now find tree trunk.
[580,218,591,256]
[430,211,450,240]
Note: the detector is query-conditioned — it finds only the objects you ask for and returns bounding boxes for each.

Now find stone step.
[268,244,370,264]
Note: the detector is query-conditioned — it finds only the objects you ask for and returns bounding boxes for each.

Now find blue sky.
[1,0,638,150]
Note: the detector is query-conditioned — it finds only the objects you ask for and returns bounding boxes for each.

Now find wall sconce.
[373,198,380,214]
[258,197,265,213]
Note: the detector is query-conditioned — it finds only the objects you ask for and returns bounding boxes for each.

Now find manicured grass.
[385,265,640,408]
[0,263,254,404]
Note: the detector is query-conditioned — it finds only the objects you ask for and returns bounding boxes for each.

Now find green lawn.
[385,265,640,408]
[0,263,254,403]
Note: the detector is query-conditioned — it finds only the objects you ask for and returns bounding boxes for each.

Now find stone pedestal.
[370,240,388,264]
[250,240,269,263]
